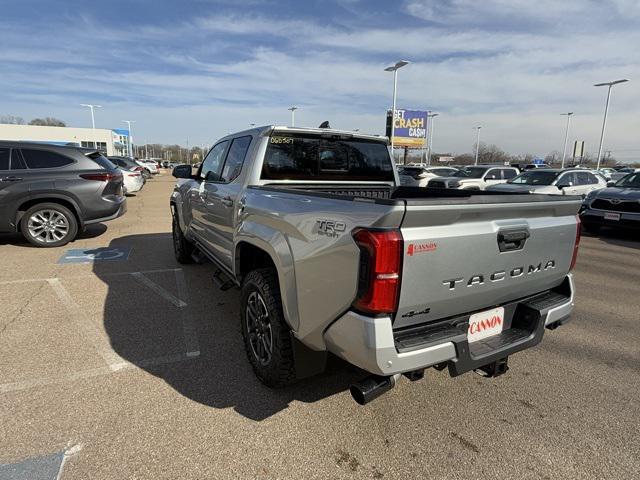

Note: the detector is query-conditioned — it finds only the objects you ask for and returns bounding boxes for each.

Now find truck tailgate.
[395,196,581,329]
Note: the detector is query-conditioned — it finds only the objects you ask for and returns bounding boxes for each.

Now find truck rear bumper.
[324,274,574,376]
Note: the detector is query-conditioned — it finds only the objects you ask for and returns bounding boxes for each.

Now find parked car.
[524,163,552,170]
[487,169,607,197]
[0,142,126,247]
[397,166,459,187]
[427,165,519,190]
[108,156,149,179]
[580,172,640,232]
[135,159,159,175]
[597,168,617,180]
[610,167,638,182]
[170,125,581,404]
[120,169,144,195]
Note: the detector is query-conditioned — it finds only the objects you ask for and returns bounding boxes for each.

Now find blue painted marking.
[58,246,132,264]
[0,451,63,480]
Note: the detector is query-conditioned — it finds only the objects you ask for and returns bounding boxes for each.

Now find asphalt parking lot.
[1,174,638,480]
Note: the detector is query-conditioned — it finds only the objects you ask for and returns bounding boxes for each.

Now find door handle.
[497,228,530,252]
[1,176,22,182]
[221,196,233,207]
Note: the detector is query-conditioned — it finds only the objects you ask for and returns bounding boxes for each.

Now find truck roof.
[217,125,389,144]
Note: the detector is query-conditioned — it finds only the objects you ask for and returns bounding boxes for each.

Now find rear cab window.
[262,133,394,181]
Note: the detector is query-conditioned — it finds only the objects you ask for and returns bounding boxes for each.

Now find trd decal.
[315,219,347,238]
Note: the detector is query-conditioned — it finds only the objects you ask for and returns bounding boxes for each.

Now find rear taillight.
[134,166,144,172]
[352,228,403,315]
[80,172,122,182]
[570,215,581,271]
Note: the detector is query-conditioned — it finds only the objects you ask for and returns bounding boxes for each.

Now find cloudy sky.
[2,0,639,159]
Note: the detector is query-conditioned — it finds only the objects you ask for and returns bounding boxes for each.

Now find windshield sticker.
[270,136,294,144]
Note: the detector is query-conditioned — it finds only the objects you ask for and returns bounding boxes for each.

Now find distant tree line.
[0,114,66,127]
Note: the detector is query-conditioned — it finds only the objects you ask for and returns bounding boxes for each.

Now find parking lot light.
[474,126,482,165]
[560,112,574,169]
[288,106,298,127]
[384,60,410,157]
[594,79,629,170]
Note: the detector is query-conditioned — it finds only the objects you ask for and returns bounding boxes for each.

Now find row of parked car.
[0,141,169,247]
[398,163,640,232]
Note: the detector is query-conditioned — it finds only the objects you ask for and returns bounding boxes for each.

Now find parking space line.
[130,272,188,308]
[174,269,201,357]
[46,278,126,369]
[0,353,196,394]
[0,268,182,286]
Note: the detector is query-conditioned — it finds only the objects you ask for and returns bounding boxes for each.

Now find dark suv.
[0,141,127,247]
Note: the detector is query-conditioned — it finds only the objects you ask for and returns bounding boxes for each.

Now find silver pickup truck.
[170,126,581,405]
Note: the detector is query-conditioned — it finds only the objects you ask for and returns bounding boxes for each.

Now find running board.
[213,269,236,291]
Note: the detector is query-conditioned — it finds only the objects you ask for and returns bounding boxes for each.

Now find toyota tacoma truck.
[170,126,581,405]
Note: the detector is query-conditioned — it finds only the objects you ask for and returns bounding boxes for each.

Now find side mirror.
[172,164,193,179]
[607,181,616,187]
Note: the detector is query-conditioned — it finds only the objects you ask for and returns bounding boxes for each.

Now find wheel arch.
[235,236,300,332]
[15,195,83,232]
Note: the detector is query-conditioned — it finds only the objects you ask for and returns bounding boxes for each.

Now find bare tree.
[0,115,26,125]
[28,117,66,127]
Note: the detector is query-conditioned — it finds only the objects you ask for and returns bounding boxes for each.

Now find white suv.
[427,165,519,190]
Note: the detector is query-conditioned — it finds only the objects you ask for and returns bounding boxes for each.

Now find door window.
[200,141,229,181]
[558,172,576,186]
[484,169,501,180]
[220,136,251,182]
[11,151,26,169]
[575,172,592,185]
[502,169,518,179]
[0,148,9,170]
[20,149,74,169]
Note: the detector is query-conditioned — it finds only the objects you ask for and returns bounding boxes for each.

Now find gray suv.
[0,142,127,247]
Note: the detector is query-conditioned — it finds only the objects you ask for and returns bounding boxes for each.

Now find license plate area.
[604,212,620,221]
[467,307,504,343]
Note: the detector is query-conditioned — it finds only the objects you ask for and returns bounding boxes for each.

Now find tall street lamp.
[474,126,482,165]
[560,112,573,169]
[384,60,410,160]
[288,106,298,127]
[594,79,629,170]
[426,112,439,165]
[81,104,102,149]
[122,120,136,157]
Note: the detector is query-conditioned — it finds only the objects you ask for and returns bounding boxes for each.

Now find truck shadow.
[94,233,359,421]
[582,228,639,250]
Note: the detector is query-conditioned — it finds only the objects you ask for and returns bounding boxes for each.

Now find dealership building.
[0,124,130,156]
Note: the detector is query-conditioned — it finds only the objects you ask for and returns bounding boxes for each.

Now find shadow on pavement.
[582,227,639,250]
[95,233,358,421]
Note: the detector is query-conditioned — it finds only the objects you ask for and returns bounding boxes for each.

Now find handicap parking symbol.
[58,246,132,264]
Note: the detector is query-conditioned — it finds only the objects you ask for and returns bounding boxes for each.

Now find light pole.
[426,112,439,165]
[560,112,573,169]
[474,126,482,165]
[81,104,102,149]
[122,120,136,157]
[594,79,629,170]
[384,60,410,162]
[288,106,298,127]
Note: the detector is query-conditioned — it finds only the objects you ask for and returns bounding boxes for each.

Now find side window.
[11,150,27,170]
[502,169,517,179]
[576,172,591,185]
[0,148,9,170]
[485,169,500,180]
[220,136,252,182]
[558,172,575,186]
[200,141,228,181]
[20,149,74,169]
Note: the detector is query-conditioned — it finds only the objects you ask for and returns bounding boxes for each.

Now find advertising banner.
[386,109,428,148]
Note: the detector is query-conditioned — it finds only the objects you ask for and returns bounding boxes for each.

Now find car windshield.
[508,171,559,185]
[453,167,486,178]
[615,172,640,188]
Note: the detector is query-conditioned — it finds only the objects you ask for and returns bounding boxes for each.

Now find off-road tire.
[172,211,194,264]
[20,202,78,248]
[241,268,296,387]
